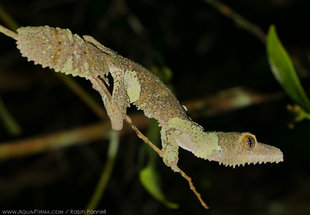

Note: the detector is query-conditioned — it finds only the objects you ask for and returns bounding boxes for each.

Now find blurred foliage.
[140,165,179,209]
[86,130,119,214]
[267,25,310,123]
[0,96,22,136]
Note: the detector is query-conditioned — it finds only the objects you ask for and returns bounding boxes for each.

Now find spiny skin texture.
[17,26,109,80]
[15,26,283,171]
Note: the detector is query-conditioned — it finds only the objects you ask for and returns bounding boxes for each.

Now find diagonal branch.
[204,0,266,43]
[0,24,17,40]
[125,112,209,209]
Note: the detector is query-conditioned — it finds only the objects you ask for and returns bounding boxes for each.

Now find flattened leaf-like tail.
[16,26,109,79]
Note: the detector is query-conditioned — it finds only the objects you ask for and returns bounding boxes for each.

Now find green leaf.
[140,165,179,209]
[266,25,310,112]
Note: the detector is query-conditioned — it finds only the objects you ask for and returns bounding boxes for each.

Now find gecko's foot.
[110,120,123,131]
[163,156,179,172]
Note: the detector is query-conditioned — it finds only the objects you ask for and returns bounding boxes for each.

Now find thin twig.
[178,169,209,209]
[204,0,266,43]
[125,115,208,209]
[125,115,164,157]
[0,24,17,40]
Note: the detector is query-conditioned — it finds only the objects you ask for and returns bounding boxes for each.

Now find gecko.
[14,26,283,172]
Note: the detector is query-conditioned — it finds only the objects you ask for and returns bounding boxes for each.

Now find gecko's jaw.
[218,155,283,168]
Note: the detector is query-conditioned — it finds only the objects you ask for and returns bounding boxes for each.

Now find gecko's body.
[15,26,283,171]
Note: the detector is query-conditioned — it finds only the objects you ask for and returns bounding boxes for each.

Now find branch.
[0,113,150,161]
[0,24,17,40]
[204,0,266,43]
[0,122,109,161]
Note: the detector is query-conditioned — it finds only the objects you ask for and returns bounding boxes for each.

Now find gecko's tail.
[16,26,109,79]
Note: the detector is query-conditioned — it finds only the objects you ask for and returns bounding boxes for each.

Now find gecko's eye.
[241,134,256,151]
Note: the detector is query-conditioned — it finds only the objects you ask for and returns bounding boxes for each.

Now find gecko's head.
[208,132,283,168]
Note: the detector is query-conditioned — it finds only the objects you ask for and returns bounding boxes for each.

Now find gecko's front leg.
[160,127,180,172]
[89,75,128,130]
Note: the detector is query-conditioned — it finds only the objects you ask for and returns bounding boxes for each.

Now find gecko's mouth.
[218,157,283,168]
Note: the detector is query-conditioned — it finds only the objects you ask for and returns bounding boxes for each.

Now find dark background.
[0,0,309,214]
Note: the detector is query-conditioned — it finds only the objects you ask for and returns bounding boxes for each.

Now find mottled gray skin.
[16,26,283,172]
[82,35,189,128]
[16,26,110,79]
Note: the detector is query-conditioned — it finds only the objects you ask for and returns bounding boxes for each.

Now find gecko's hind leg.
[160,127,180,172]
[89,76,128,130]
